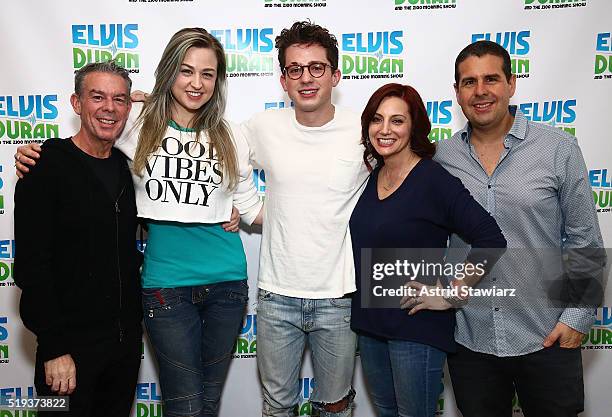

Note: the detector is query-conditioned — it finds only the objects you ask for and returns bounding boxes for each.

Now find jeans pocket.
[142,288,181,314]
[329,297,352,308]
[227,280,249,304]
[258,289,274,301]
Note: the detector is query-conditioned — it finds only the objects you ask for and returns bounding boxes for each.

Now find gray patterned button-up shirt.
[435,106,603,356]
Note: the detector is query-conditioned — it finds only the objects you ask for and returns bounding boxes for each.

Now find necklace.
[380,155,418,191]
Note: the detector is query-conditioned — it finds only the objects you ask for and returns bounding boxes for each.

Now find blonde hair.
[133,27,238,189]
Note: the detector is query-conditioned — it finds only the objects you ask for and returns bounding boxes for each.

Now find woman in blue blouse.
[350,83,506,417]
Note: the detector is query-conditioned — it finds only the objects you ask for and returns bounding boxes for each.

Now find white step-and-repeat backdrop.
[1,0,611,416]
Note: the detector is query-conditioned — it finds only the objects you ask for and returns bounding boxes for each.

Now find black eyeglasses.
[283,63,332,80]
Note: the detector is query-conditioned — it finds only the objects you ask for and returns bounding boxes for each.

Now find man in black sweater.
[13,61,142,417]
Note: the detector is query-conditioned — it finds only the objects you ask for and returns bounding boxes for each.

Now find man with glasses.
[242,21,368,417]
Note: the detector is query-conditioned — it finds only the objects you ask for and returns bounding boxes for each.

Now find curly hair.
[275,21,339,71]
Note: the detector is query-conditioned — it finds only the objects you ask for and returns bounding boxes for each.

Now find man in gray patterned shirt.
[435,41,604,417]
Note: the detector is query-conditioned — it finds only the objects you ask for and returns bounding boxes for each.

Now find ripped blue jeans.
[142,280,248,417]
[256,290,357,417]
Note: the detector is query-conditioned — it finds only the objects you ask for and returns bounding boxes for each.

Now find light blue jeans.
[359,335,446,417]
[256,290,357,417]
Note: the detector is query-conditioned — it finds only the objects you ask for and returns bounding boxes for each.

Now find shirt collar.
[460,105,528,143]
[168,119,196,132]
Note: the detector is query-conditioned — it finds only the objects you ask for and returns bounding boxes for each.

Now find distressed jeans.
[142,280,248,417]
[256,290,357,417]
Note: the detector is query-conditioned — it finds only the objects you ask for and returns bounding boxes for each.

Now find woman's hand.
[399,280,452,315]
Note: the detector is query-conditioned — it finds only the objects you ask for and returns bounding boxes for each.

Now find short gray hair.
[74,61,132,96]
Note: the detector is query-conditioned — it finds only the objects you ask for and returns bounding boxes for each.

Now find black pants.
[448,343,584,417]
[34,331,141,417]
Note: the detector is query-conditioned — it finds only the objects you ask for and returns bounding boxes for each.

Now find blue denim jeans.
[256,290,357,417]
[358,335,446,417]
[142,280,248,417]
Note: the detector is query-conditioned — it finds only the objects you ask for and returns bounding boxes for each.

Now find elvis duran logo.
[0,387,38,417]
[234,314,257,358]
[589,169,612,213]
[471,31,531,78]
[252,169,266,202]
[0,406,38,416]
[0,317,9,364]
[427,100,453,142]
[264,100,293,110]
[340,31,404,80]
[135,382,163,417]
[252,104,277,202]
[72,24,140,72]
[211,28,274,77]
[518,99,577,136]
[594,32,612,80]
[0,386,35,408]
[394,0,457,11]
[582,307,612,349]
[264,0,327,8]
[0,239,15,288]
[0,95,59,143]
[524,0,586,10]
[294,377,316,416]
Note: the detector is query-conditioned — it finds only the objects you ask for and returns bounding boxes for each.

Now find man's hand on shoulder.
[222,206,240,232]
[44,354,77,395]
[14,143,41,178]
[130,90,149,103]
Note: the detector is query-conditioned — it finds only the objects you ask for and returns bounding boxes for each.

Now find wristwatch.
[443,281,469,308]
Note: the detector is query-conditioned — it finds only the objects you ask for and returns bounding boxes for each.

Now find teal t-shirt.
[140,120,246,288]
[142,220,247,288]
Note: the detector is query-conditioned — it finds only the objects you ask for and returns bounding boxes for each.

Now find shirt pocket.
[328,158,362,192]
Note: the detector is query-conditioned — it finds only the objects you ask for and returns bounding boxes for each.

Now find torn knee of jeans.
[312,388,355,413]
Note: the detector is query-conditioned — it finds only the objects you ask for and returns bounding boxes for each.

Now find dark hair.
[275,21,339,71]
[454,40,512,84]
[74,60,132,96]
[361,83,434,169]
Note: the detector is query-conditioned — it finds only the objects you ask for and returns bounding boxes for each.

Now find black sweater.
[14,138,142,361]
